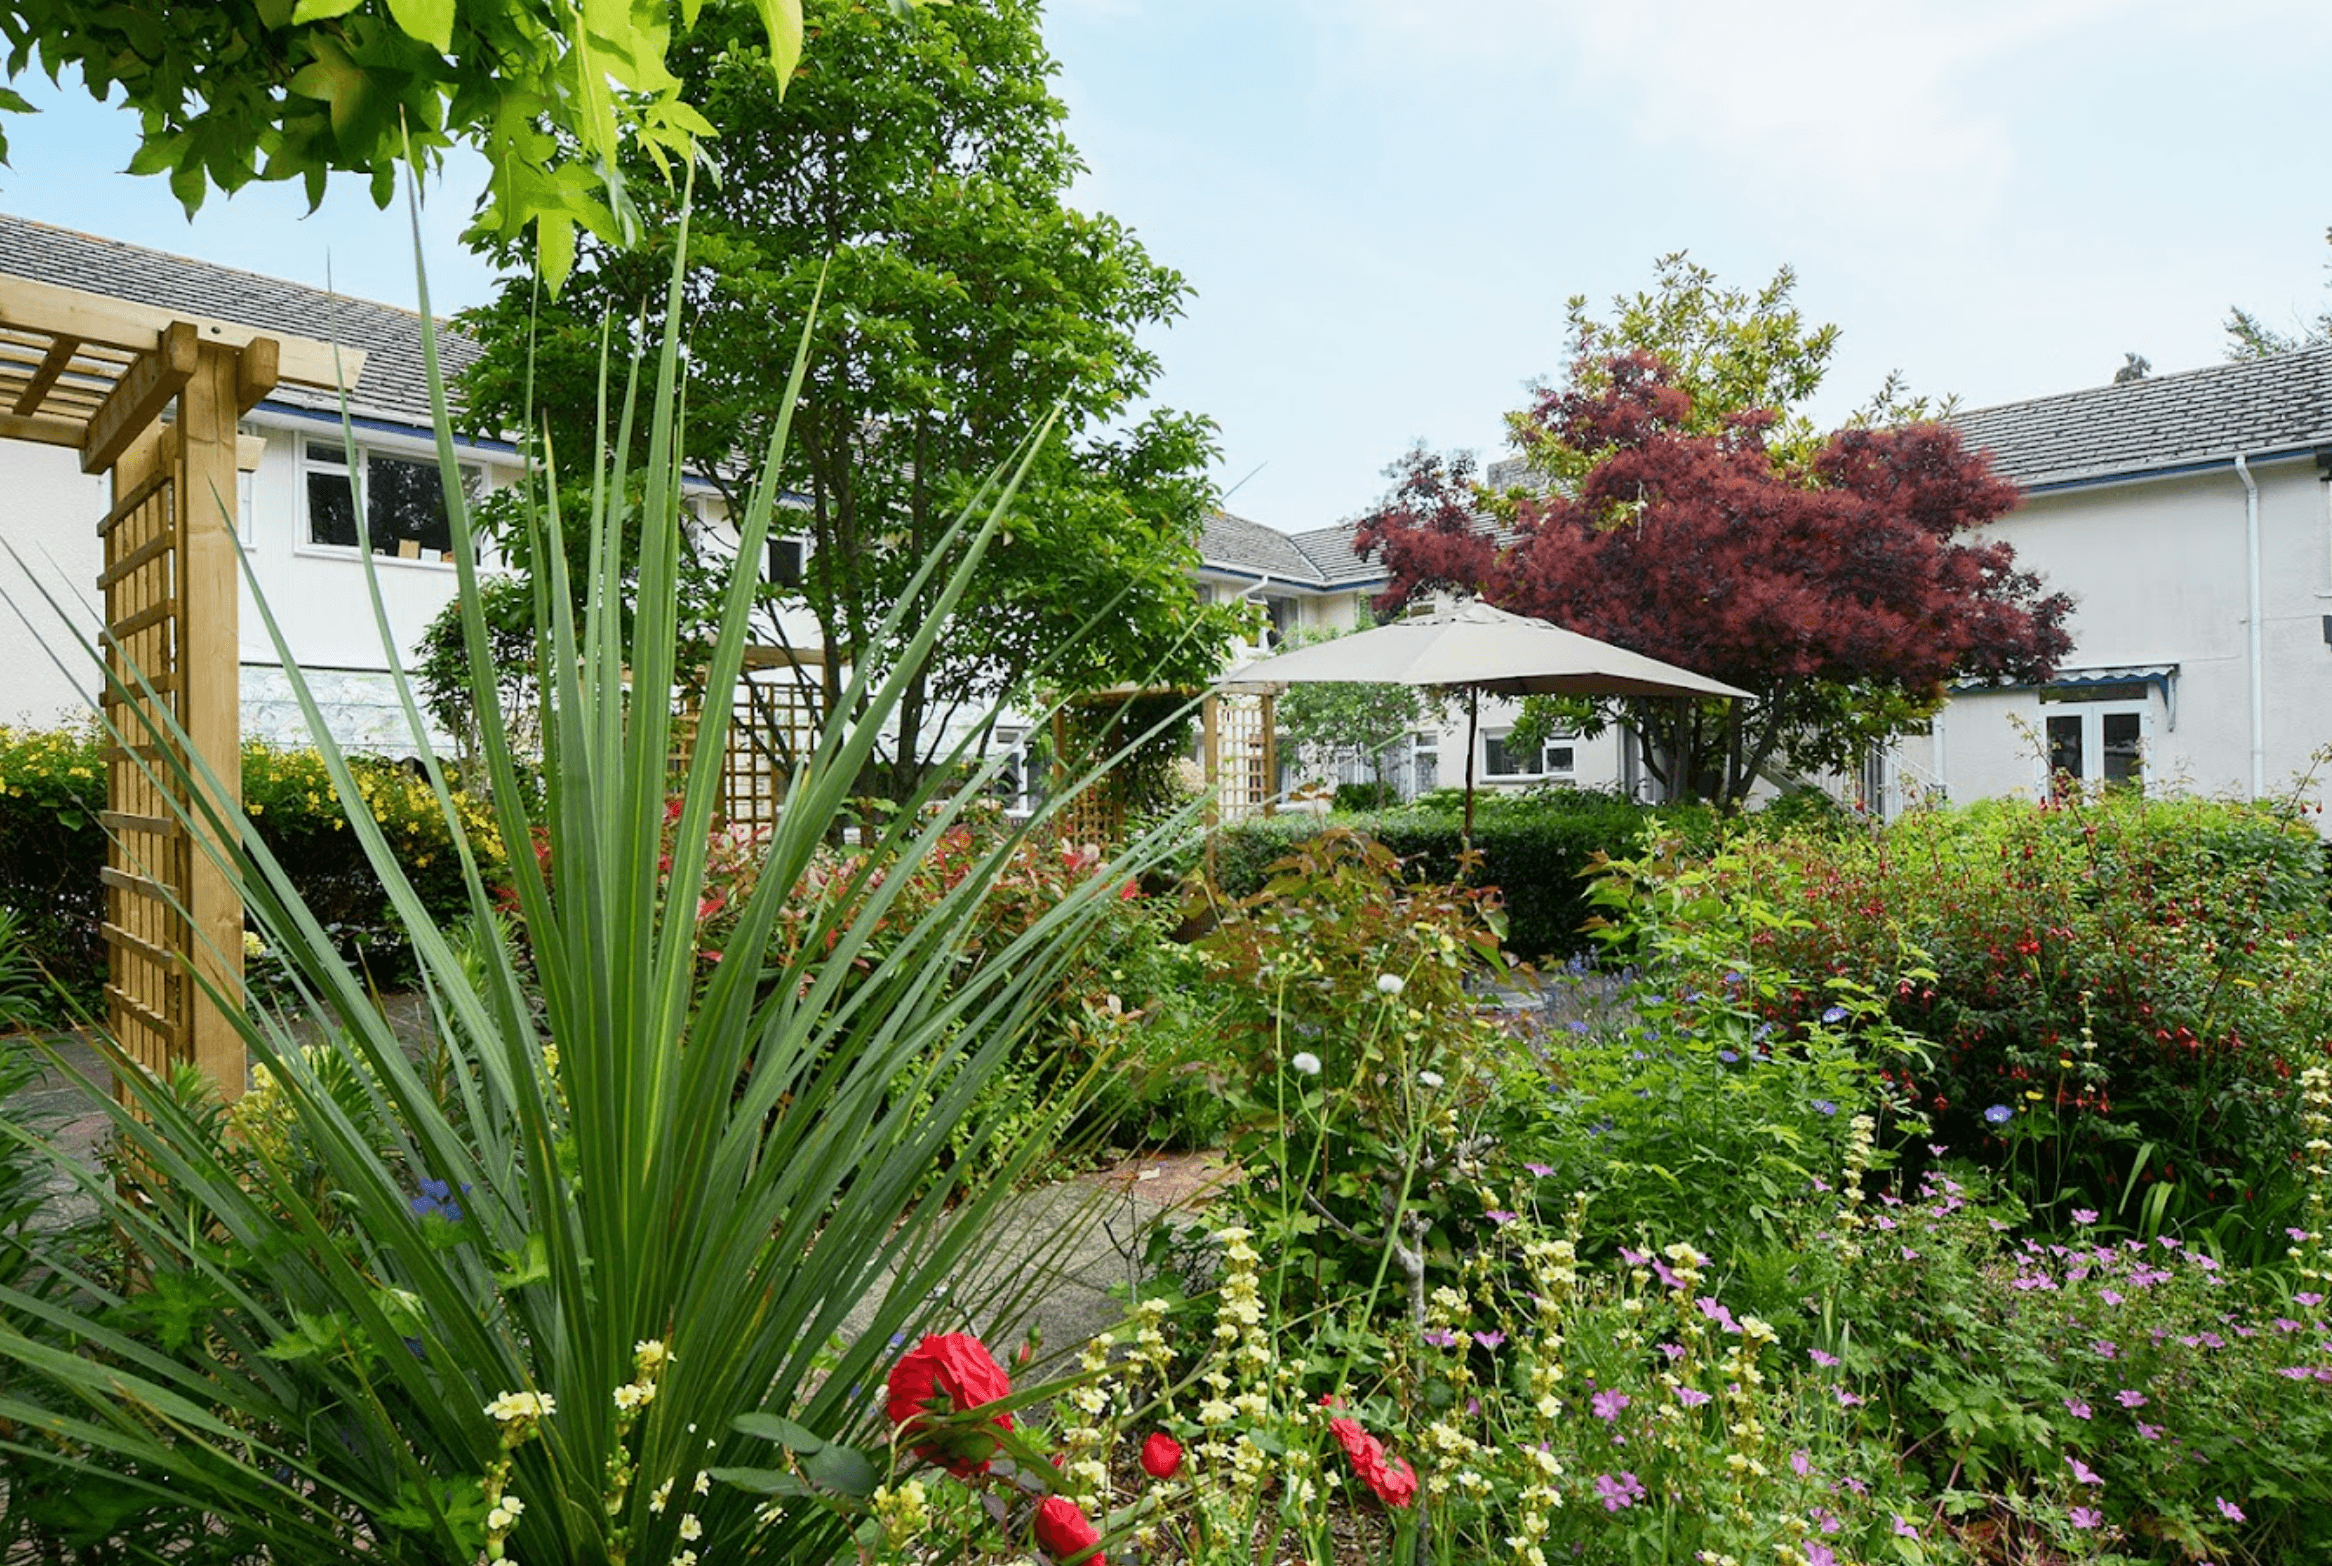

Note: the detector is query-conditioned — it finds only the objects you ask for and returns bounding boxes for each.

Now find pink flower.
[1592,1389,1630,1420]
[1593,1471,1646,1512]
[1672,1386,1711,1407]
[2135,1421,2163,1441]
[2115,1388,2146,1409]
[2067,1455,2102,1486]
[1808,1348,1841,1368]
[1893,1515,1919,1538]
[2070,1505,2102,1529]
[2216,1496,2245,1523]
[1790,1448,1812,1478]
[2064,1398,2092,1420]
[1835,1388,1865,1407]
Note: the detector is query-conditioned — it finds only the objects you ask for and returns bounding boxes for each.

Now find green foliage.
[0,217,1196,1563]
[0,0,806,289]
[1274,612,1437,791]
[457,0,1240,798]
[1672,793,2332,1260]
[1497,831,1928,1270]
[1188,827,1515,1322]
[1210,791,1718,961]
[0,723,503,1021]
[1829,1168,2332,1559]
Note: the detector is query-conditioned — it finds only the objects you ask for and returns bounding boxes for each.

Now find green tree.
[0,0,809,287]
[1275,611,1436,793]
[2225,225,2332,358]
[457,0,1240,798]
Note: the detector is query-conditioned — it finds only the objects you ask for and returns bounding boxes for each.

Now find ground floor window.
[2040,692,2148,790]
[1483,727,1575,782]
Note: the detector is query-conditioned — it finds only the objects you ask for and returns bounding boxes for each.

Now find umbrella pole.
[1463,688,1479,853]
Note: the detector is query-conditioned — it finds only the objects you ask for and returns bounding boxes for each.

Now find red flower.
[885,1333,1015,1475]
[1139,1430,1183,1479]
[1032,1495,1107,1564]
[1329,1416,1418,1508]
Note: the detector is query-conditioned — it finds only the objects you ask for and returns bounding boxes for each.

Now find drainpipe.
[2236,453,2263,800]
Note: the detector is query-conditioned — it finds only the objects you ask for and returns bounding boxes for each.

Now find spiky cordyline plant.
[0,199,1198,1562]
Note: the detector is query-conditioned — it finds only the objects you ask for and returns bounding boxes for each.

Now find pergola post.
[3,276,342,1101]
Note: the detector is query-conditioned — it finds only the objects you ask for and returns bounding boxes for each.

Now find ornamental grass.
[0,203,1195,1562]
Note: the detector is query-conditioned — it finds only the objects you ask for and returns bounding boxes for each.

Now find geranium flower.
[885,1334,1015,1475]
[1329,1417,1416,1508]
[2070,1506,2101,1529]
[1984,1105,2013,1126]
[1139,1431,1182,1480]
[2216,1496,2245,1523]
[1672,1386,1711,1407]
[2067,1455,2102,1486]
[1809,1348,1841,1368]
[1591,1390,1629,1421]
[1032,1495,1107,1564]
[1593,1471,1646,1512]
[2114,1389,2146,1409]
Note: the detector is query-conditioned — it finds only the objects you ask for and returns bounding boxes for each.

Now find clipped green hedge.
[0,723,503,1022]
[1212,789,1720,959]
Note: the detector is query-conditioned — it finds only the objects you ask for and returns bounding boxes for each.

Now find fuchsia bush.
[1615,791,2332,1257]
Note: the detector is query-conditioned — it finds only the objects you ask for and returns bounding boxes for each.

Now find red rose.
[1139,1430,1183,1479]
[1329,1416,1417,1508]
[1032,1495,1107,1565]
[885,1333,1015,1475]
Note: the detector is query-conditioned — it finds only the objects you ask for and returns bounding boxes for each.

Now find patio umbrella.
[1217,600,1751,837]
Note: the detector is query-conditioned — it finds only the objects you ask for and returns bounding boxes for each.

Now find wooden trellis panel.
[1203,690,1277,826]
[98,430,188,1085]
[721,655,824,833]
[96,342,254,1097]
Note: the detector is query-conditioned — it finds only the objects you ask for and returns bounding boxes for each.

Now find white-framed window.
[1410,731,1439,794]
[1483,727,1576,781]
[1264,594,1298,648]
[2038,681,2151,790]
[766,534,811,589]
[302,439,482,561]
[989,725,1037,814]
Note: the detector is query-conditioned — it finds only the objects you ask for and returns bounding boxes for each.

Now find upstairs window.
[767,535,809,589]
[304,441,481,561]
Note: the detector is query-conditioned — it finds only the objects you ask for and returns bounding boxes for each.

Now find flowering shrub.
[0,722,504,1018]
[1187,827,1518,1317]
[1590,795,2332,1258]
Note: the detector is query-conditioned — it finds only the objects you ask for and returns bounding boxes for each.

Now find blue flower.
[1813,1099,1838,1117]
[1984,1104,2014,1126]
[410,1177,469,1223]
[1821,1005,1847,1024]
[1718,1050,1740,1064]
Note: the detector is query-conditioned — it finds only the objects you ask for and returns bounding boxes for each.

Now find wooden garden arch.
[0,276,352,1100]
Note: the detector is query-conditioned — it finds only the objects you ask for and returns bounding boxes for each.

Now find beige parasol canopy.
[1218,599,1750,835]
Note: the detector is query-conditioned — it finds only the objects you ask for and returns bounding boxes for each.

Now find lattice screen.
[97,436,187,1084]
[721,663,823,833]
[1204,690,1277,826]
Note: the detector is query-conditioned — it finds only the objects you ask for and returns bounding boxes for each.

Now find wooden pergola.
[1,275,356,1099]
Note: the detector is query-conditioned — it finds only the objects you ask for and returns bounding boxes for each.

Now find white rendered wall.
[0,442,109,726]
[1930,455,2331,815]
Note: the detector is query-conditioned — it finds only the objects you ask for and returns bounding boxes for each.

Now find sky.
[5,0,2332,532]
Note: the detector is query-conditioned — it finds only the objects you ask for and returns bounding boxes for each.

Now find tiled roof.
[0,212,479,430]
[1954,346,2332,490]
[1197,509,1387,592]
[1286,523,1383,587]
[1199,509,1328,584]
